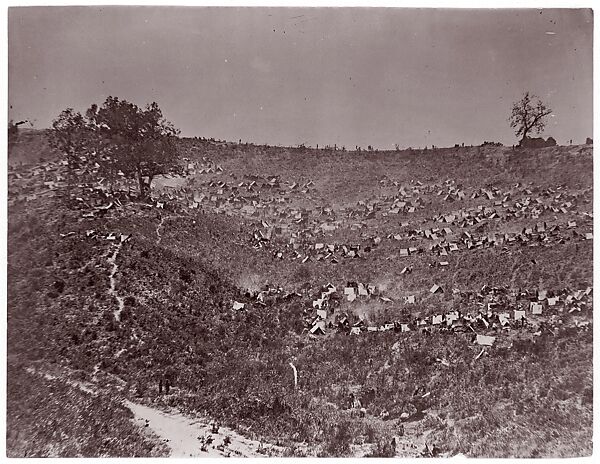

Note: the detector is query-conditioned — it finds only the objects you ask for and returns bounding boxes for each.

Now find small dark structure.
[481,141,503,147]
[519,136,557,148]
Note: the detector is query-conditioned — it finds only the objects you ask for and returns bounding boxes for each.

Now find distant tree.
[8,119,30,156]
[508,92,553,142]
[85,97,180,198]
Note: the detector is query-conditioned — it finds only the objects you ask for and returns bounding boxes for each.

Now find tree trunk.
[137,170,147,199]
[147,175,154,195]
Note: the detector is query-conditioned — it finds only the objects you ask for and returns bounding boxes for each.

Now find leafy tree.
[86,97,180,198]
[51,97,180,199]
[508,92,553,142]
[49,110,95,198]
[49,109,92,168]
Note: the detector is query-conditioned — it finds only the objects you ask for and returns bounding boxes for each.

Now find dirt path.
[25,367,96,395]
[24,365,280,457]
[107,242,125,321]
[156,215,167,245]
[125,401,279,457]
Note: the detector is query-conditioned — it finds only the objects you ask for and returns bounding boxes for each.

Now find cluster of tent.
[302,282,593,340]
[184,158,224,175]
[433,187,590,224]
[8,159,70,204]
[248,212,591,266]
[11,156,593,272]
[7,157,171,218]
[249,184,592,264]
[147,166,592,269]
[60,229,131,243]
[216,271,597,344]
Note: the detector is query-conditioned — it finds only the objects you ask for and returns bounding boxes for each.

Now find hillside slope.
[7,135,593,457]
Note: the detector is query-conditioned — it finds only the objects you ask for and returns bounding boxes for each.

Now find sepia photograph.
[4,3,594,459]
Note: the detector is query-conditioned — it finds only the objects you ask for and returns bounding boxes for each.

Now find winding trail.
[25,367,96,395]
[24,366,280,458]
[107,242,126,321]
[156,216,167,245]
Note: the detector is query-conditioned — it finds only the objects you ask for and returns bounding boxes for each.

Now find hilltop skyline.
[8,7,593,149]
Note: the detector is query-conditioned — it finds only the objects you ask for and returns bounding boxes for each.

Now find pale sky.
[8,7,593,148]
